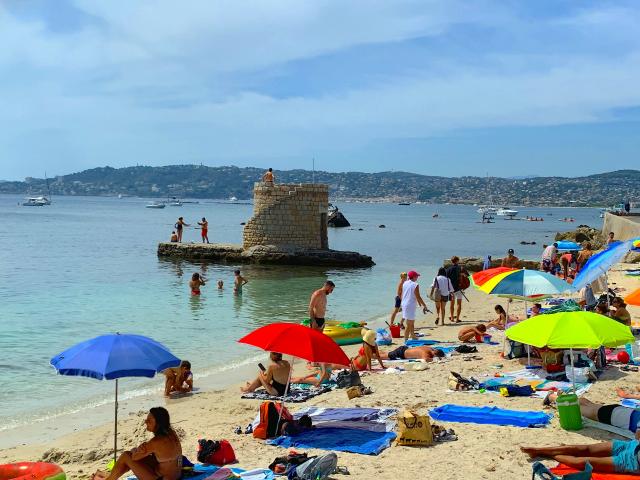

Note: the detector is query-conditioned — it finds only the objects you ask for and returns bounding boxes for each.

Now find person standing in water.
[390,272,408,329]
[402,271,427,341]
[308,280,335,332]
[197,217,209,243]
[189,273,205,295]
[175,217,189,242]
[233,270,248,295]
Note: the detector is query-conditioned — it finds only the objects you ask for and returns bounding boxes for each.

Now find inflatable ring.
[301,319,366,346]
[0,462,66,480]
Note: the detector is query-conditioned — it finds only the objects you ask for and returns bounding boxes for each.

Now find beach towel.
[241,385,333,403]
[127,466,274,480]
[552,464,638,479]
[267,427,396,455]
[293,407,397,432]
[621,399,640,409]
[405,339,441,346]
[429,404,551,428]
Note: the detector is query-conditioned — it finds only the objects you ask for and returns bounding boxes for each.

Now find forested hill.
[1,165,638,206]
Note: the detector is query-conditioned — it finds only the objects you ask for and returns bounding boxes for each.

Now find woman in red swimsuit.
[189,273,205,295]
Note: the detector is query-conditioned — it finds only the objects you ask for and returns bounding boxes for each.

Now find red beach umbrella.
[238,323,350,366]
[471,267,518,287]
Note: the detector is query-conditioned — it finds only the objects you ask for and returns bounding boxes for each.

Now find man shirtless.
[163,361,193,397]
[308,280,335,331]
[233,269,248,295]
[380,345,445,362]
[262,168,275,183]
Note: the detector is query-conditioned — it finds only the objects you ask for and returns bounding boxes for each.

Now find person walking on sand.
[197,217,209,243]
[262,168,275,184]
[233,269,248,295]
[402,271,427,341]
[390,272,408,328]
[446,256,465,323]
[308,280,335,332]
[430,267,454,326]
[174,217,189,242]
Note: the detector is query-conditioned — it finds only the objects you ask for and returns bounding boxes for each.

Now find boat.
[496,208,518,217]
[229,196,238,202]
[398,202,411,206]
[0,462,65,480]
[145,201,166,209]
[166,196,183,207]
[301,319,366,346]
[22,196,51,206]
[477,205,498,214]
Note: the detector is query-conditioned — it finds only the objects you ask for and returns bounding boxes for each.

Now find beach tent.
[51,333,181,461]
[573,240,634,293]
[506,311,633,389]
[556,240,582,252]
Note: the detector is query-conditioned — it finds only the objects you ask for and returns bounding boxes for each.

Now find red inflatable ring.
[0,462,65,480]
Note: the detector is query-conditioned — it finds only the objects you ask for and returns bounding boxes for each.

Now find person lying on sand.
[291,363,341,387]
[351,329,385,371]
[458,324,487,343]
[92,407,182,480]
[520,439,640,474]
[545,393,640,435]
[163,361,193,397]
[616,386,640,400]
[241,352,291,396]
[380,345,445,362]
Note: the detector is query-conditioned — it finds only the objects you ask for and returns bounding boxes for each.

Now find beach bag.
[346,385,363,399]
[335,369,361,388]
[197,439,236,466]
[253,401,293,440]
[375,328,392,346]
[292,453,338,480]
[506,340,527,359]
[458,269,470,290]
[429,278,441,302]
[396,409,433,447]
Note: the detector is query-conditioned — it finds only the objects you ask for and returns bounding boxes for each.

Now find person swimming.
[189,273,205,295]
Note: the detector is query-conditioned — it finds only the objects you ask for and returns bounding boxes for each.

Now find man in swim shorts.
[390,272,407,328]
[308,280,335,332]
[234,269,248,295]
[381,345,445,362]
[197,217,209,243]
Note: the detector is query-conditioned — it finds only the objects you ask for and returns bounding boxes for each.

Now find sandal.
[335,466,350,475]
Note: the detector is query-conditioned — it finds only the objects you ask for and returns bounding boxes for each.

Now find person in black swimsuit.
[175,217,189,242]
[241,352,291,396]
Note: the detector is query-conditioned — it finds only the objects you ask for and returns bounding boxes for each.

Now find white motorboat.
[23,196,51,206]
[477,205,498,214]
[496,208,518,217]
[229,196,238,202]
[145,201,166,209]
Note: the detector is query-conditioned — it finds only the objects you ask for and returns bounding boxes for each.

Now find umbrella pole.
[502,302,511,355]
[114,378,118,463]
[525,301,531,366]
[276,356,294,436]
[570,347,576,393]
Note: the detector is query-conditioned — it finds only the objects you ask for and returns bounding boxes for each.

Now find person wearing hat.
[401,270,427,341]
[351,328,385,371]
[501,249,521,268]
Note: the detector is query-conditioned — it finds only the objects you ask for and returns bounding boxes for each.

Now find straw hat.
[361,328,377,346]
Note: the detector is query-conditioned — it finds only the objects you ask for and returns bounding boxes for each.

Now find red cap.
[407,270,420,279]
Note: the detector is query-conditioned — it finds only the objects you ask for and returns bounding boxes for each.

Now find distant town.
[1,165,638,207]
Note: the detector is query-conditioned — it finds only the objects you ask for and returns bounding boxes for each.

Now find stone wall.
[242,182,329,250]
[602,213,640,241]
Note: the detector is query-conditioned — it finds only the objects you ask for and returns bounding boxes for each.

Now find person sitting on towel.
[458,324,487,343]
[290,363,342,387]
[241,352,291,396]
[521,438,640,474]
[544,393,640,435]
[380,345,445,362]
[351,329,385,371]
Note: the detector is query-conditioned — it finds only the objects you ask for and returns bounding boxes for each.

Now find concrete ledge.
[157,242,375,268]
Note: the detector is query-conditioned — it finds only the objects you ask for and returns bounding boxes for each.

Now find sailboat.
[23,174,52,206]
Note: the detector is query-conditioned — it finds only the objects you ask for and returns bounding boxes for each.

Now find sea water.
[0,194,600,436]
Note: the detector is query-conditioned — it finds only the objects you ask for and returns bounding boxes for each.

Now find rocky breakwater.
[443,257,540,273]
[157,242,375,268]
[555,225,605,249]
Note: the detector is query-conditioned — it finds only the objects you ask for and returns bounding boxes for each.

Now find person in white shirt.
[401,270,427,341]
[541,243,558,272]
[430,267,454,326]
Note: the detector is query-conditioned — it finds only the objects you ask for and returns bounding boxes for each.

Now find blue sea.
[0,194,601,434]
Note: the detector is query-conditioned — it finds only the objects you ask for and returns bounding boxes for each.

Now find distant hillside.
[1,165,638,206]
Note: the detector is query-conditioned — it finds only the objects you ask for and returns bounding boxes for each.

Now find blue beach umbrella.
[573,240,633,291]
[51,333,181,461]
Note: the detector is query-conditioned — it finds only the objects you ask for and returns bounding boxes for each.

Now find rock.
[624,251,640,264]
[240,222,246,225]
[443,256,540,272]
[519,241,536,245]
[379,224,386,228]
[327,209,350,228]
[358,228,363,231]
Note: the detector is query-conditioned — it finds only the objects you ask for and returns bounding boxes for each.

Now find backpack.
[291,453,338,480]
[506,340,527,359]
[458,269,470,290]
[253,401,293,440]
[197,439,236,466]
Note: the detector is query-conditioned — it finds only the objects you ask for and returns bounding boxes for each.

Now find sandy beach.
[2,267,639,479]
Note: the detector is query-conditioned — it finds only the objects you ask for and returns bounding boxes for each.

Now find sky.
[1,0,639,180]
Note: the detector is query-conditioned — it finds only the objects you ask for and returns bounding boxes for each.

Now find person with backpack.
[446,256,469,323]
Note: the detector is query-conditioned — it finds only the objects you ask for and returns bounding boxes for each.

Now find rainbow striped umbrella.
[476,268,573,297]
[471,267,517,287]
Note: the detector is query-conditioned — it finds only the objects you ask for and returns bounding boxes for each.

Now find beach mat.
[267,427,396,455]
[241,385,333,403]
[128,465,274,480]
[429,404,551,428]
[552,464,637,479]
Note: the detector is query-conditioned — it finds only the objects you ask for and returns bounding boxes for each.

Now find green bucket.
[557,393,583,431]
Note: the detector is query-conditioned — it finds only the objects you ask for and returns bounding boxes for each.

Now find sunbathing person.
[458,324,487,343]
[163,361,193,397]
[520,439,640,474]
[351,329,385,371]
[380,345,445,362]
[241,352,291,396]
[486,305,508,330]
[92,407,182,480]
[291,363,338,387]
[616,386,640,400]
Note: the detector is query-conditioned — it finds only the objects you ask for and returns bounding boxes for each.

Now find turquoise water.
[0,194,601,430]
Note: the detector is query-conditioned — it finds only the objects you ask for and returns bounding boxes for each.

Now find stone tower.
[243,182,329,250]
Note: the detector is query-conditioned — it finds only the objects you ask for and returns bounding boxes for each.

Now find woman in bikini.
[241,352,291,396]
[486,305,508,330]
[351,329,385,371]
[189,273,205,295]
[92,407,182,480]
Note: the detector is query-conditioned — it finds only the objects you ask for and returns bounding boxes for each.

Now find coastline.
[2,267,638,479]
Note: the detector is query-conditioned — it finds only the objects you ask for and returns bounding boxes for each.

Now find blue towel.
[429,404,551,428]
[267,427,396,455]
[405,339,441,346]
[128,465,274,480]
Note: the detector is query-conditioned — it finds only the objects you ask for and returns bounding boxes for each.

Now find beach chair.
[532,461,592,480]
